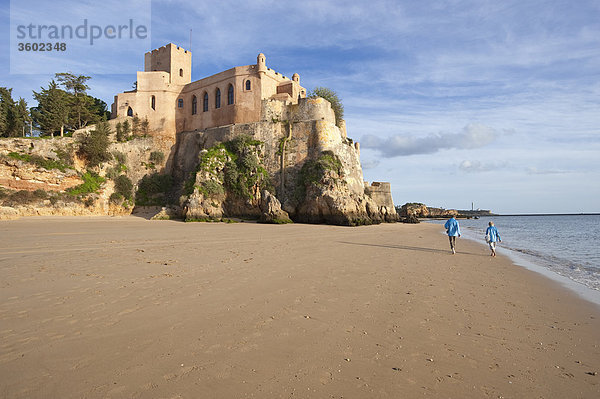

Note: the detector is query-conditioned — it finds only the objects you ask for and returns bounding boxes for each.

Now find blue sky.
[1,0,599,214]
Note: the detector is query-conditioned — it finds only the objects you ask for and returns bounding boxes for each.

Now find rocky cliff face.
[174,98,397,225]
[1,98,397,225]
[0,136,165,220]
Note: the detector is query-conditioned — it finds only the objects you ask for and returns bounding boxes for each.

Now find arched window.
[203,92,209,112]
[127,106,133,117]
[151,95,156,110]
[179,68,183,77]
[178,98,184,108]
[191,95,197,115]
[227,84,234,105]
[215,88,221,109]
[245,80,251,91]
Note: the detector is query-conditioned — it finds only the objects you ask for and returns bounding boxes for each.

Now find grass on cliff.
[67,171,106,197]
[6,151,72,172]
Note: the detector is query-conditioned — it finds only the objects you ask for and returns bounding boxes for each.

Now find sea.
[428,215,600,306]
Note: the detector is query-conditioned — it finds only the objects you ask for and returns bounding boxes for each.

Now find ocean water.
[428,215,600,304]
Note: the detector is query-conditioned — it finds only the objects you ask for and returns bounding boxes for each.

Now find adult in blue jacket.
[485,221,502,257]
[444,216,461,254]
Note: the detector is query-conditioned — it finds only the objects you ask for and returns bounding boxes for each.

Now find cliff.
[171,98,397,225]
[0,98,397,225]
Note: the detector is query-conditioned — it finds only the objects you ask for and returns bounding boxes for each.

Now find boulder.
[259,190,292,224]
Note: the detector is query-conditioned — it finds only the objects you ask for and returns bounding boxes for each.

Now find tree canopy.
[30,73,109,136]
[31,81,69,137]
[0,87,30,137]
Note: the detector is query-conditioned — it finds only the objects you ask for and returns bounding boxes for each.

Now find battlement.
[145,43,190,57]
[144,43,191,85]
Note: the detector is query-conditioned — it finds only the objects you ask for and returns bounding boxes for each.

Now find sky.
[1,0,599,214]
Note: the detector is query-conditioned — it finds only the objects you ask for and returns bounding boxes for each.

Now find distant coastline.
[495,213,600,216]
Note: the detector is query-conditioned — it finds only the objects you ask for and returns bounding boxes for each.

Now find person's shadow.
[338,241,485,256]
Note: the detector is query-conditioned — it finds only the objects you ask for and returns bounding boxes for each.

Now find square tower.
[144,43,192,85]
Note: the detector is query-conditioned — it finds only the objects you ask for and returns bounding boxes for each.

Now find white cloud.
[459,160,508,173]
[361,123,499,157]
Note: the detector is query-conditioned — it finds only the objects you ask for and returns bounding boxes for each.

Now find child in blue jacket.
[485,221,502,257]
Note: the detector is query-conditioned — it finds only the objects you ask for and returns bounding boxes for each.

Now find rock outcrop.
[176,98,397,225]
[398,203,458,219]
[259,190,292,224]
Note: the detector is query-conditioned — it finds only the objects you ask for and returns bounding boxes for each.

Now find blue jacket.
[444,217,461,236]
[486,226,501,242]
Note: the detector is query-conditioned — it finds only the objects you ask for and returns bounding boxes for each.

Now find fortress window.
[127,107,133,117]
[192,95,197,115]
[245,80,251,91]
[227,84,234,105]
[178,98,184,108]
[215,88,221,109]
[203,92,208,112]
[151,95,156,110]
[179,68,183,77]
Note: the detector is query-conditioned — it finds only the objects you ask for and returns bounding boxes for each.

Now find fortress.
[108,43,397,224]
[112,43,307,138]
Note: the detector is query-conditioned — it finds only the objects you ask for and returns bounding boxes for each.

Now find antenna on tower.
[189,29,192,51]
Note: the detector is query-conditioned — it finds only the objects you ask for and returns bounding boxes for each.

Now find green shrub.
[109,192,124,204]
[83,197,95,207]
[54,147,74,166]
[197,180,225,197]
[114,175,133,200]
[187,135,271,202]
[0,188,50,206]
[149,151,164,165]
[67,171,105,196]
[33,189,48,199]
[77,121,111,167]
[135,173,173,206]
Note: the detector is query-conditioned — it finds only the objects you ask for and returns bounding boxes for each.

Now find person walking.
[485,221,501,257]
[444,215,461,254]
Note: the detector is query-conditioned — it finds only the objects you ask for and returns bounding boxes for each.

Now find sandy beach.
[0,217,598,398]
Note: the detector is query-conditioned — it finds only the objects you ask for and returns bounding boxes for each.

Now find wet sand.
[0,217,598,398]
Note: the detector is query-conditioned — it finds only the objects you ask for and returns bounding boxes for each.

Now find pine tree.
[121,120,131,141]
[0,87,30,137]
[55,72,91,130]
[31,81,69,137]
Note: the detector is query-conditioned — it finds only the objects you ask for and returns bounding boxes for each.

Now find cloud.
[360,159,380,169]
[360,123,499,157]
[526,167,572,175]
[458,160,508,173]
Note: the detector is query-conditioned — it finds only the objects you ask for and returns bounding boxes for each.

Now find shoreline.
[1,217,599,398]
[425,218,600,309]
